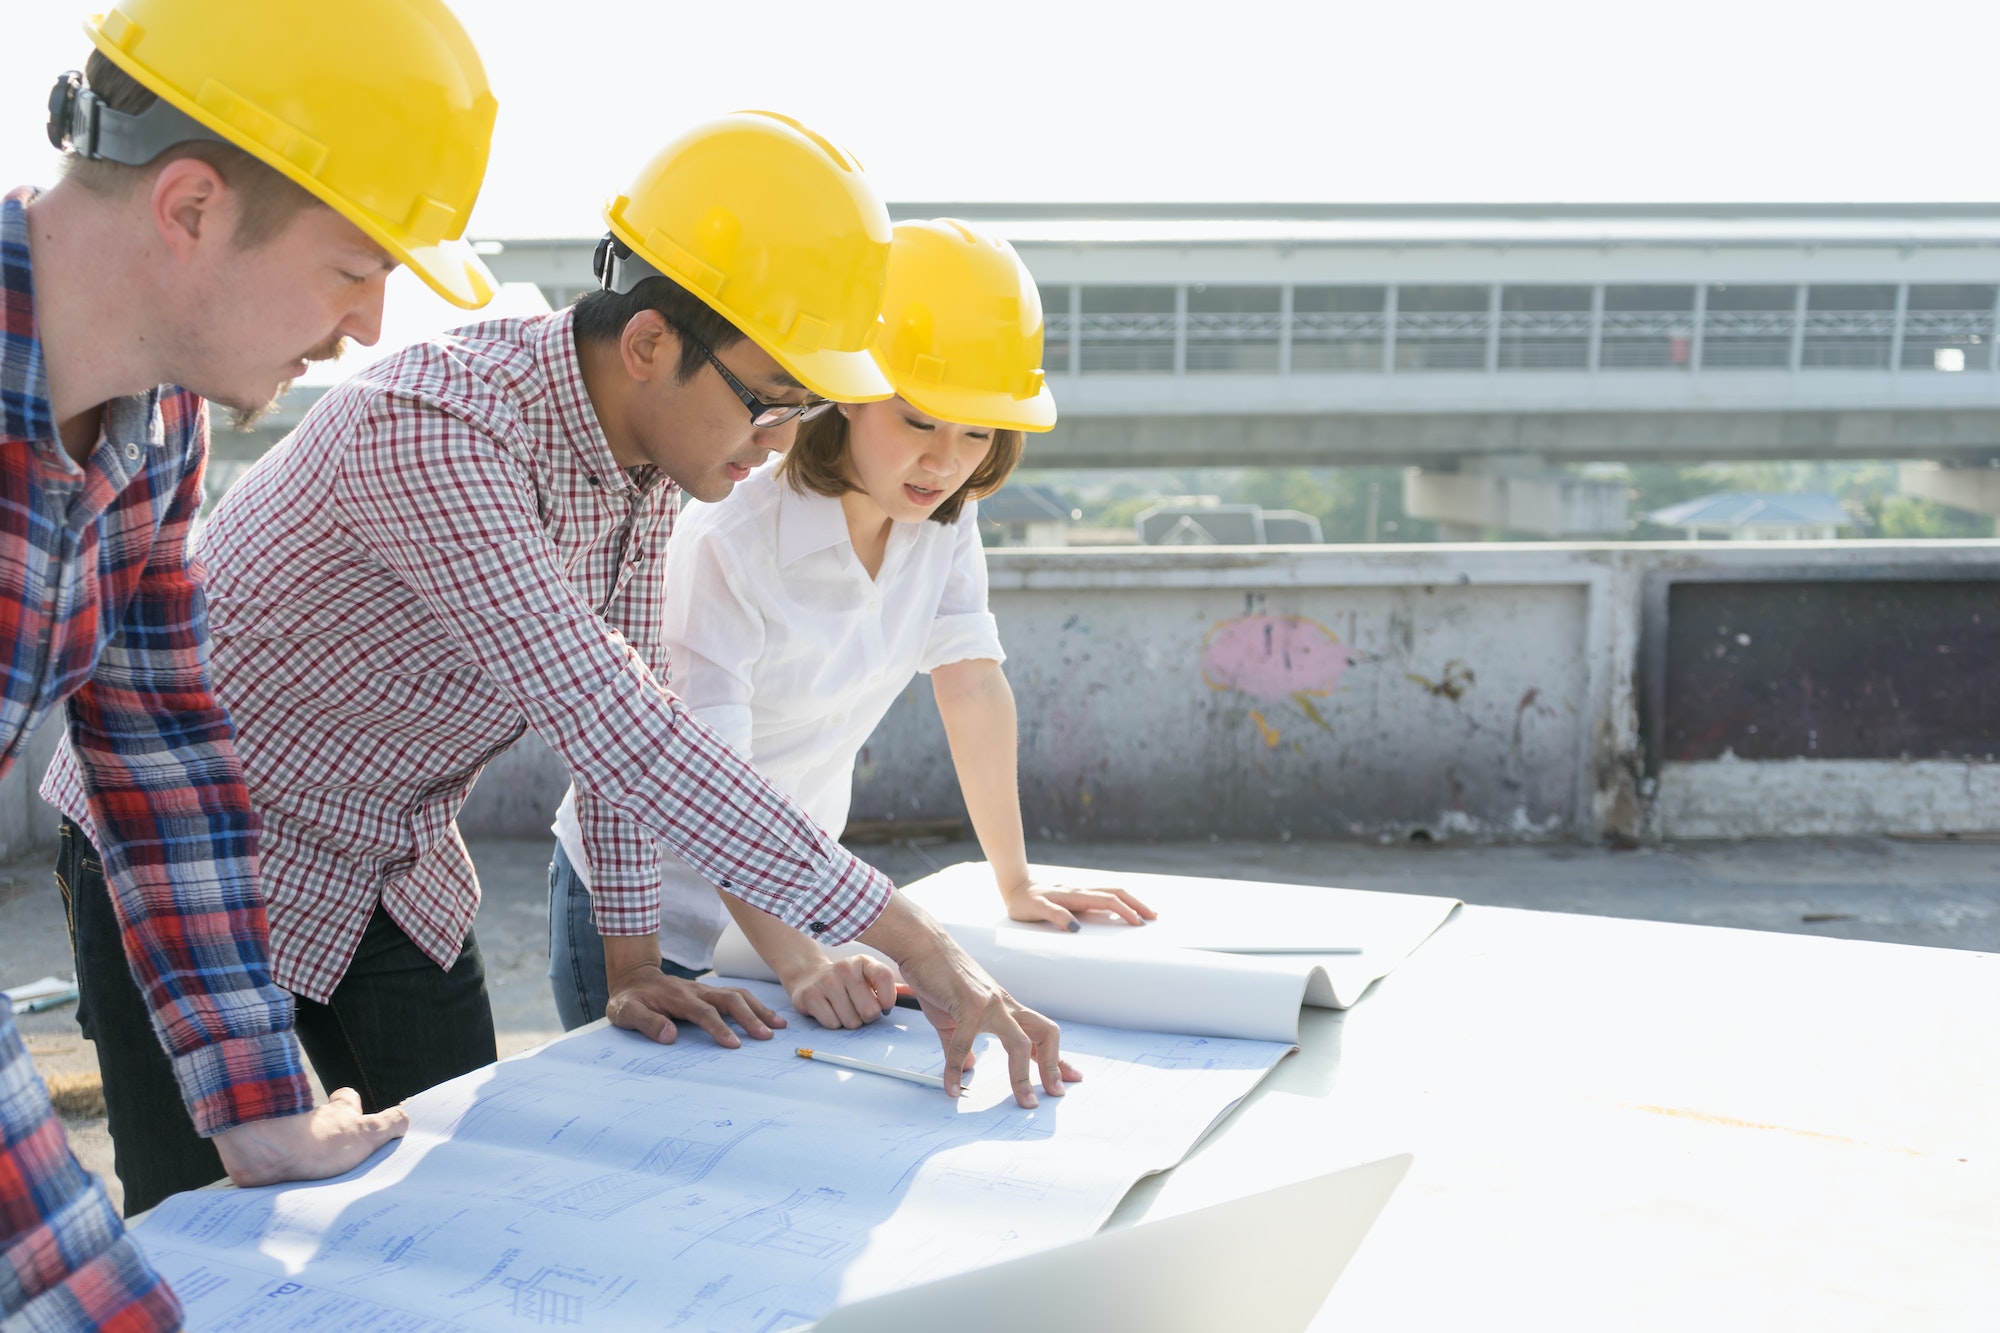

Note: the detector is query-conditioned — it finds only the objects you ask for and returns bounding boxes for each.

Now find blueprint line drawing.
[132,980,1292,1333]
[501,1264,636,1327]
[682,1187,851,1265]
[507,1119,774,1222]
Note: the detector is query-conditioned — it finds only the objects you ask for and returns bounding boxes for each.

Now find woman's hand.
[783,952,900,1030]
[1002,878,1158,932]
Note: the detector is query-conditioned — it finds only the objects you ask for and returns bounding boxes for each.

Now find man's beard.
[224,336,349,432]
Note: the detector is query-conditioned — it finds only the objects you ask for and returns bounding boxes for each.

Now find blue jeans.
[545,843,706,1031]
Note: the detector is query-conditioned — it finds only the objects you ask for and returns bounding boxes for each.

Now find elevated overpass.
[242,204,2000,535]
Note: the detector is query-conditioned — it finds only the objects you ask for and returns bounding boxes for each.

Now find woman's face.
[840,397,994,522]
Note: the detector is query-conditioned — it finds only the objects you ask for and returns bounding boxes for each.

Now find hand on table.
[1003,878,1158,932]
[213,1089,406,1187]
[861,895,1080,1107]
[606,968,783,1048]
[782,952,898,1030]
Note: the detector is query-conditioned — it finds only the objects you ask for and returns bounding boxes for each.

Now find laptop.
[812,1154,1411,1333]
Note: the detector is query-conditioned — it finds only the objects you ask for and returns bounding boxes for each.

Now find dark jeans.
[57,818,498,1216]
[546,843,704,1032]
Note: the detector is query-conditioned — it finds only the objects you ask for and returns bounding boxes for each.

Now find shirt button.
[124,442,141,460]
[809,921,829,935]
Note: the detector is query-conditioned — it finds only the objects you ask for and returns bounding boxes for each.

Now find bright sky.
[4,0,1996,240]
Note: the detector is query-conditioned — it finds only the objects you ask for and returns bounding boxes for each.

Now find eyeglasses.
[680,329,834,430]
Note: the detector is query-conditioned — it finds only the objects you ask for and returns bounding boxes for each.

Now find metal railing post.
[1173,285,1188,376]
[1689,285,1707,372]
[1788,285,1808,372]
[1485,284,1502,373]
[1887,283,1909,372]
[1278,284,1294,377]
[1587,284,1605,373]
[1382,286,1399,374]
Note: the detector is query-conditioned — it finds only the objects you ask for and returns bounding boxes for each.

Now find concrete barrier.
[847,540,2000,844]
[3,540,1994,862]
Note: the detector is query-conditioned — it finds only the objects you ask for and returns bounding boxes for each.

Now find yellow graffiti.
[1248,709,1282,748]
[1292,691,1334,733]
[1406,659,1476,701]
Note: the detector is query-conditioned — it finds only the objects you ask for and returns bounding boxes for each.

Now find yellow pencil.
[795,1047,952,1091]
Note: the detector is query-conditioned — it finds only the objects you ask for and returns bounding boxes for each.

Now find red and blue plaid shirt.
[1,999,180,1331]
[3,183,312,1328]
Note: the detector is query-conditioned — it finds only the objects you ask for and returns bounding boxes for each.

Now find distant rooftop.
[846,202,2000,251]
[979,484,1073,526]
[478,202,2000,255]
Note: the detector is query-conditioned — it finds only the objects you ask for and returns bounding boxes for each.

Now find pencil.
[795,1047,955,1091]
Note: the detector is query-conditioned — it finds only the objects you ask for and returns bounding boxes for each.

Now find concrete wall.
[2,541,1993,861]
[847,541,2000,844]
[849,547,1619,842]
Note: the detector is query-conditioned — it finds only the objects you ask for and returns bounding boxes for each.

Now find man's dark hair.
[62,50,319,249]
[571,273,748,384]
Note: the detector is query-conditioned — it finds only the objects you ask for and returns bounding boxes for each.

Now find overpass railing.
[1040,282,2000,378]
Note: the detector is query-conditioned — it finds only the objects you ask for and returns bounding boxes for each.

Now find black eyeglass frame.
[678,328,835,430]
[591,233,833,431]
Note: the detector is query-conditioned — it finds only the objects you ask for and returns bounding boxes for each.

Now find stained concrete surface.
[4,833,1994,1214]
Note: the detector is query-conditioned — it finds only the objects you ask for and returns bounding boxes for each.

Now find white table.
[1111,905,2000,1331]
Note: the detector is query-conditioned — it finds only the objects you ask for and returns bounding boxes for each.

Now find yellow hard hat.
[599,112,894,403]
[872,219,1057,433]
[74,0,498,308]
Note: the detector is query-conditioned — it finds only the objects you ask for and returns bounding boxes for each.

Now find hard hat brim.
[753,338,895,404]
[895,379,1059,434]
[395,236,500,310]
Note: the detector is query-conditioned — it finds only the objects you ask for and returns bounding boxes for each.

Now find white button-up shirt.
[554,462,1004,967]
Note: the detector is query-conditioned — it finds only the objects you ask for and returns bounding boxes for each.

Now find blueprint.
[712,862,1463,1036]
[132,980,1290,1331]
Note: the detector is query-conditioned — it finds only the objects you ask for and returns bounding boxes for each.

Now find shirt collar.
[776,478,855,568]
[1,188,56,446]
[533,304,642,495]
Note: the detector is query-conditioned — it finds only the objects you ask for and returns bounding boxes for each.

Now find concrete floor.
[4,832,1995,1213]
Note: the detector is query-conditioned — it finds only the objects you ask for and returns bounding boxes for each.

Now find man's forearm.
[602,930,667,983]
[856,892,960,966]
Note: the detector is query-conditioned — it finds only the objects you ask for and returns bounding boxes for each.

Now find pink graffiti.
[1201,615,1353,702]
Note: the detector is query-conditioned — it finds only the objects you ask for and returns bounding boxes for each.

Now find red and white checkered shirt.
[47,308,893,1002]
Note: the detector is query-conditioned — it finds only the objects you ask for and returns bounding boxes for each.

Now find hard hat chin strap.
[592,233,668,296]
[47,70,228,165]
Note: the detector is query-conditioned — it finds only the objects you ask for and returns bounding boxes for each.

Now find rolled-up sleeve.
[919,500,1005,673]
[333,392,892,942]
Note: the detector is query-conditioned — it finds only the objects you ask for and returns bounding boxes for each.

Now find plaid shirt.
[9,181,321,1330]
[1,1002,180,1332]
[51,307,893,1001]
[0,192,306,1138]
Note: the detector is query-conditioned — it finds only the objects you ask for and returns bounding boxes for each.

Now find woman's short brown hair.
[779,406,1024,526]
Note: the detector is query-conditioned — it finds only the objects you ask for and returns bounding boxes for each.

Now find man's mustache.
[225,338,353,431]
